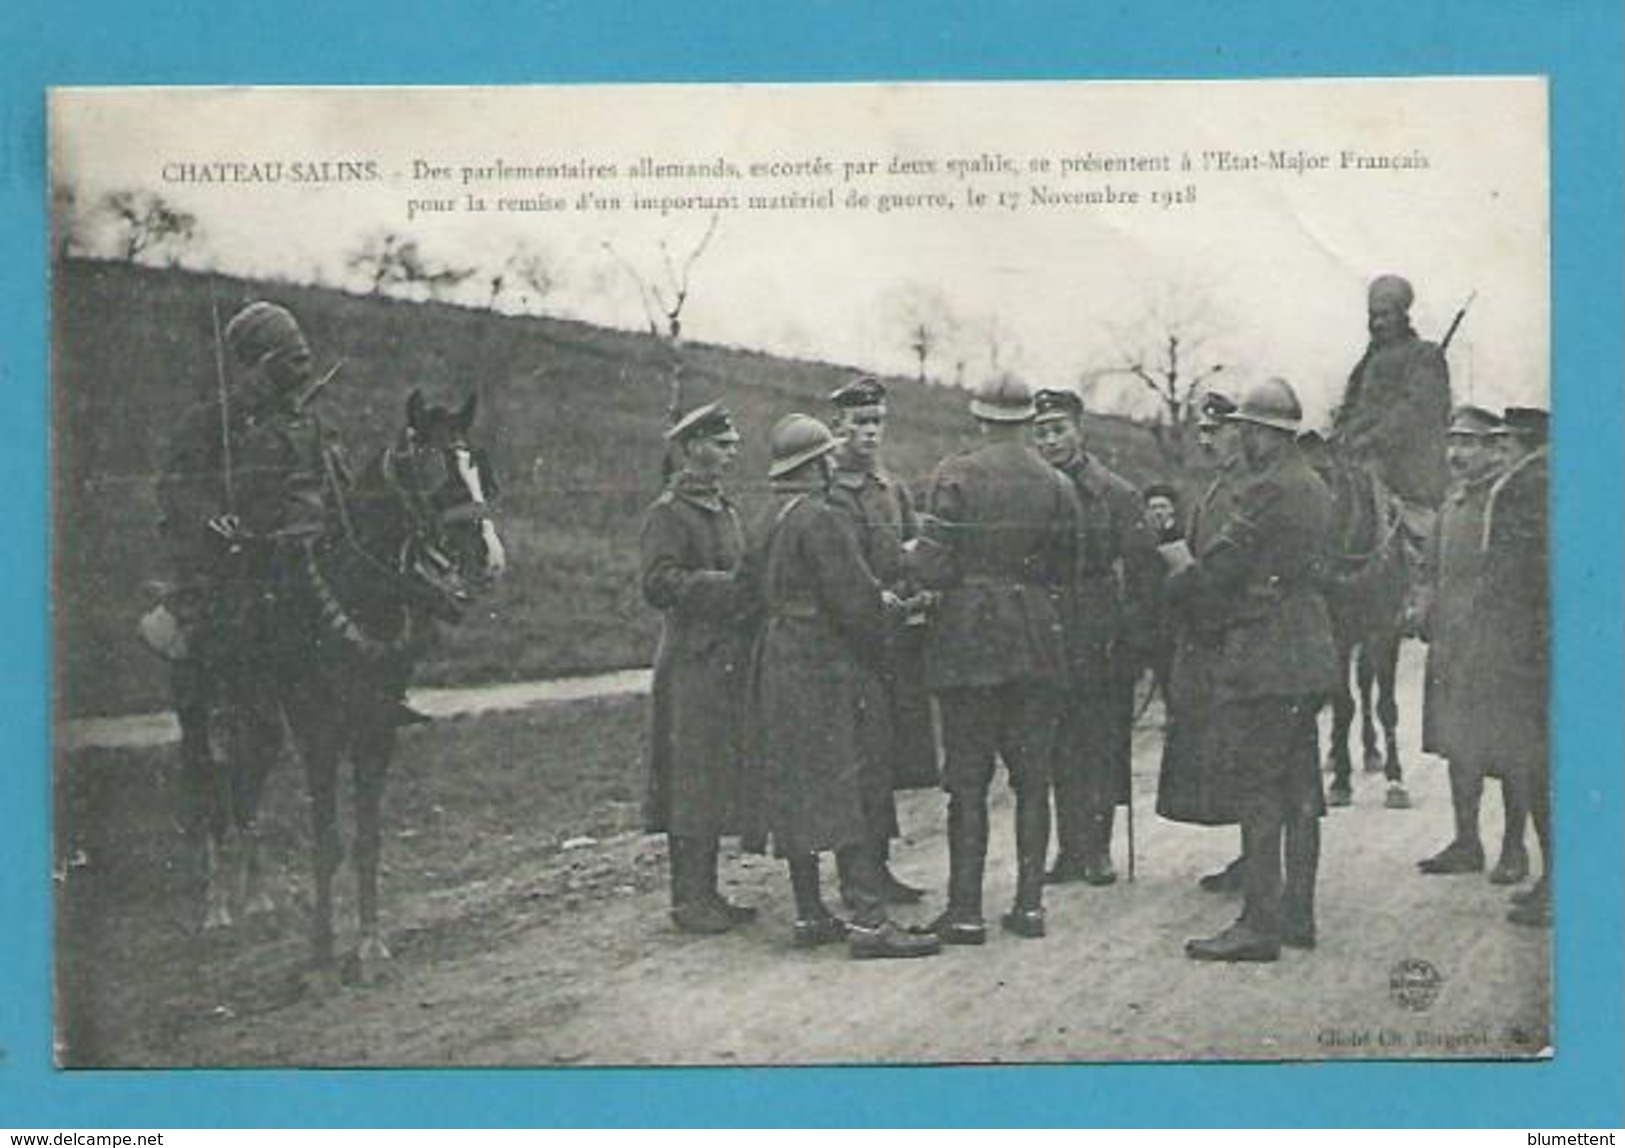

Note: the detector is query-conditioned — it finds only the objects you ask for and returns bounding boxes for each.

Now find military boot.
[1281,813,1320,949]
[1489,779,1530,885]
[669,836,732,935]
[1418,758,1485,874]
[1082,806,1118,886]
[698,836,757,924]
[918,793,988,945]
[788,855,848,948]
[1002,787,1050,939]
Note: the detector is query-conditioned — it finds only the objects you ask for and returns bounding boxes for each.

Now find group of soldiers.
[145,280,1550,964]
[638,273,1553,963]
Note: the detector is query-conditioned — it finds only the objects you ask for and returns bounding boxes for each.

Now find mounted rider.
[1330,274,1453,570]
[154,299,348,840]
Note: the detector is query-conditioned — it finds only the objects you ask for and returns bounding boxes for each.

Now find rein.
[308,438,452,661]
[1329,465,1404,581]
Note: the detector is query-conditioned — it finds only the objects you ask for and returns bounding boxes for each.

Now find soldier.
[156,300,345,854]
[824,376,934,905]
[1144,484,1182,545]
[1169,379,1340,962]
[747,414,942,959]
[913,374,1078,943]
[1415,406,1528,881]
[1139,482,1183,708]
[1030,388,1161,886]
[1476,407,1551,927]
[1331,274,1453,568]
[1155,391,1247,893]
[640,401,757,935]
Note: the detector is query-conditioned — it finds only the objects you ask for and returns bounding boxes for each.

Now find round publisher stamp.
[1388,958,1444,1012]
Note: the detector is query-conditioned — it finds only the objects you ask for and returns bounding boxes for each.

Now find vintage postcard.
[49,79,1550,1068]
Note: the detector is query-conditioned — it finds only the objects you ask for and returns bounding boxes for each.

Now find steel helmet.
[768,413,840,479]
[969,372,1036,423]
[1227,377,1303,433]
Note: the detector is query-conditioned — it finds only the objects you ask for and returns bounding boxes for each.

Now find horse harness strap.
[304,545,415,661]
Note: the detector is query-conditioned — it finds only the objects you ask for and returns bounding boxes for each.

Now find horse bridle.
[305,429,488,659]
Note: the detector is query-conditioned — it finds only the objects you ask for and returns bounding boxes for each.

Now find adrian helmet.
[768,413,840,479]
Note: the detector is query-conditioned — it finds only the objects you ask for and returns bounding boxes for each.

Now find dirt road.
[55,647,1550,1067]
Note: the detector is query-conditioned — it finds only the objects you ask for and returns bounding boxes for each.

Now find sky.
[49,80,1550,426]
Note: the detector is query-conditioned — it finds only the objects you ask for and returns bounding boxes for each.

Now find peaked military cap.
[666,401,741,444]
[1499,406,1549,442]
[1447,405,1503,437]
[1033,388,1085,424]
[829,376,887,408]
[1143,482,1180,504]
[1196,389,1238,428]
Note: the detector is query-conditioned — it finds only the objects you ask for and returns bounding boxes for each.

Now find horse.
[1308,437,1412,810]
[175,389,505,988]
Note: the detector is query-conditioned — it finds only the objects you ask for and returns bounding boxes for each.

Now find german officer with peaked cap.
[1031,387,1161,886]
[745,413,942,959]
[1415,405,1528,882]
[640,401,758,935]
[913,373,1079,943]
[1168,378,1339,961]
[1475,405,1551,927]
[1156,390,1248,889]
[824,376,935,907]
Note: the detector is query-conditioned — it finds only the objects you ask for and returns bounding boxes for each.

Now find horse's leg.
[1372,630,1410,808]
[352,713,398,986]
[1326,634,1355,805]
[227,671,284,919]
[175,660,233,930]
[1376,632,1403,782]
[1357,644,1383,773]
[285,684,344,994]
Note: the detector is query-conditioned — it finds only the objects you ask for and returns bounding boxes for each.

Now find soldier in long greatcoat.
[1156,391,1246,891]
[640,402,756,935]
[915,374,1078,944]
[746,414,940,960]
[824,376,935,905]
[1030,387,1160,886]
[1415,406,1528,882]
[1472,408,1551,927]
[1170,379,1340,962]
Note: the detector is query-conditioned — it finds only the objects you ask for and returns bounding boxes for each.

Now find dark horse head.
[310,390,506,658]
[382,390,506,622]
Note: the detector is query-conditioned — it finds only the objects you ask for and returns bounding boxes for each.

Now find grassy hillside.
[53,258,1168,717]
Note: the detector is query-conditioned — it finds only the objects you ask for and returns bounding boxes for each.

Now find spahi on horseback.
[1317,275,1462,809]
[146,299,505,989]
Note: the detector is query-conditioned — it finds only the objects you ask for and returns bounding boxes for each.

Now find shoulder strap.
[761,494,812,594]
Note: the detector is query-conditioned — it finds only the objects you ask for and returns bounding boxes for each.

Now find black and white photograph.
[49,79,1552,1067]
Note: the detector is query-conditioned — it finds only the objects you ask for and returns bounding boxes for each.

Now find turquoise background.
[2,0,1620,1128]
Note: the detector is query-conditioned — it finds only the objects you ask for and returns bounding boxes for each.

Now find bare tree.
[99,189,201,265]
[602,216,722,445]
[884,283,964,387]
[602,214,720,343]
[347,232,476,299]
[1094,283,1229,467]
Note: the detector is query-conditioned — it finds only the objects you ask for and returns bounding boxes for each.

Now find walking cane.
[1126,780,1136,882]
